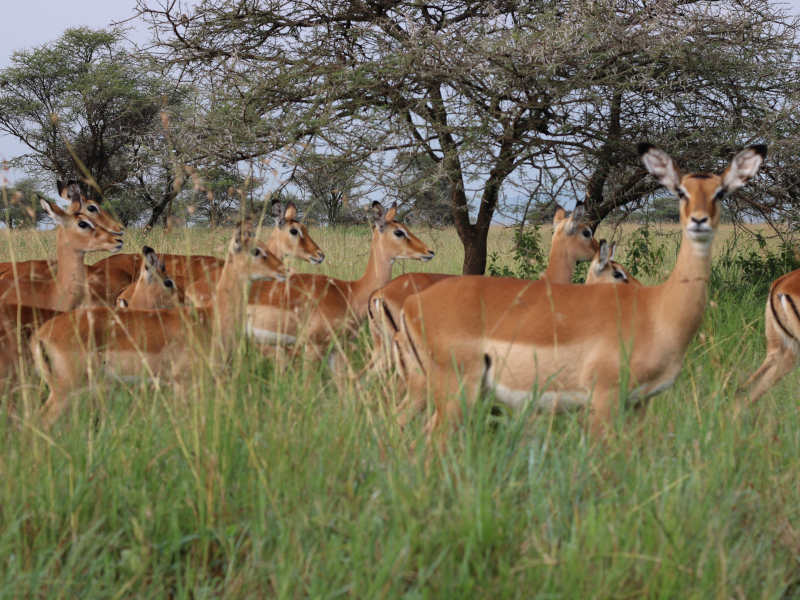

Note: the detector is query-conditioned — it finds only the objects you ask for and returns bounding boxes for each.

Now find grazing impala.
[247,201,434,355]
[0,200,123,311]
[367,204,599,374]
[185,199,325,305]
[31,222,287,426]
[0,181,124,281]
[395,143,766,437]
[740,268,800,400]
[116,246,183,309]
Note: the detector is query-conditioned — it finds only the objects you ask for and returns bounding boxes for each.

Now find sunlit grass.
[0,222,798,597]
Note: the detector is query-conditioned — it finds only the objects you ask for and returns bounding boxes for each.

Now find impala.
[367,204,599,374]
[31,222,287,426]
[0,304,60,386]
[116,246,183,309]
[247,201,434,355]
[740,268,800,400]
[0,181,124,281]
[584,240,640,285]
[394,143,766,437]
[0,200,123,311]
[185,199,325,305]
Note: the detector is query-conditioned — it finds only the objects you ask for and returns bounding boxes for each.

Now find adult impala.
[116,246,183,309]
[367,204,599,374]
[0,181,124,281]
[395,143,766,437]
[0,200,123,311]
[31,222,287,426]
[185,199,325,305]
[247,201,434,355]
[740,268,800,400]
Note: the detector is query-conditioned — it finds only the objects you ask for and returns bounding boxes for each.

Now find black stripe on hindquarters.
[401,313,425,376]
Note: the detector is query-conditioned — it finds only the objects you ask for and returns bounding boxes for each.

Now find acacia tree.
[0,27,183,208]
[138,0,800,272]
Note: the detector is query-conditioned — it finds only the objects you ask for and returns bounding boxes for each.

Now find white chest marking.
[246,324,297,345]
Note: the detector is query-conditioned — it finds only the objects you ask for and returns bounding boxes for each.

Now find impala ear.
[595,239,610,272]
[639,143,682,196]
[142,246,159,281]
[722,144,766,194]
[233,220,254,252]
[384,202,397,223]
[371,201,386,230]
[270,199,284,225]
[41,198,69,226]
[284,201,298,222]
[552,204,566,226]
[608,241,617,261]
[566,202,585,235]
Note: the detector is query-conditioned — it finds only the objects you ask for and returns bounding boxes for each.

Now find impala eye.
[582,229,591,238]
[614,270,625,280]
[78,220,91,229]
[164,279,174,289]
[289,227,298,236]
[87,204,98,213]
[251,248,261,256]
[713,189,725,202]
[393,229,405,238]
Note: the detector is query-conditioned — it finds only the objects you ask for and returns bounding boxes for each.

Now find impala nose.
[691,216,708,226]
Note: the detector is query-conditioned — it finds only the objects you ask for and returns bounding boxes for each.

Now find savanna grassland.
[0,222,799,598]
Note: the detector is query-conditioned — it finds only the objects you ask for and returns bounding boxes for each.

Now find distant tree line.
[1,1,799,272]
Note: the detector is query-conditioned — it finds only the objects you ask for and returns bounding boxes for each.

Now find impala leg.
[743,347,797,402]
[588,387,616,438]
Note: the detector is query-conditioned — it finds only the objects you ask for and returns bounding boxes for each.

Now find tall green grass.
[0,224,798,598]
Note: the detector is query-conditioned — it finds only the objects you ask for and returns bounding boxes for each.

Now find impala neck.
[54,229,87,309]
[541,239,575,284]
[349,229,395,319]
[657,233,713,347]
[212,255,250,350]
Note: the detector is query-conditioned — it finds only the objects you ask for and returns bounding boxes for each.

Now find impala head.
[639,143,766,252]
[57,180,125,235]
[370,201,435,262]
[269,199,325,264]
[42,198,124,255]
[586,239,636,285]
[551,202,599,263]
[228,221,288,282]
[117,246,182,309]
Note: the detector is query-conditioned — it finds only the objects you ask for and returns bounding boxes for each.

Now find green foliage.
[487,226,546,279]
[623,226,671,279]
[712,233,800,296]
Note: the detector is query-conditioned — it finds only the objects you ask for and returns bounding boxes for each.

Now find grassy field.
[0,222,799,598]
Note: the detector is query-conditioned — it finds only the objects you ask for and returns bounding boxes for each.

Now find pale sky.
[2,0,800,186]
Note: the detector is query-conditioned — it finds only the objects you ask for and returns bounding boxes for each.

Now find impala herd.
[0,143,794,438]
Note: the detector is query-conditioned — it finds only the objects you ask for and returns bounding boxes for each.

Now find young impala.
[395,143,766,437]
[116,246,183,309]
[0,200,123,311]
[246,201,434,356]
[367,203,599,374]
[185,199,325,305]
[0,181,124,281]
[31,222,287,426]
[740,268,800,401]
[584,240,640,286]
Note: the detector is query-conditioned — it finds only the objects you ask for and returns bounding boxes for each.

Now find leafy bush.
[488,226,547,279]
[712,233,800,296]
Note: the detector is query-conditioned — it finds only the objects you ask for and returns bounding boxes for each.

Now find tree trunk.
[145,176,177,230]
